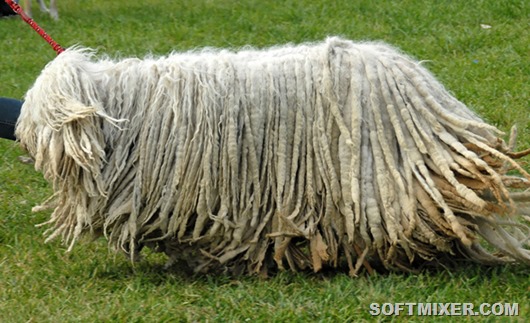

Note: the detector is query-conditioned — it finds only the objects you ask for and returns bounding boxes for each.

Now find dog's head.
[16,48,114,196]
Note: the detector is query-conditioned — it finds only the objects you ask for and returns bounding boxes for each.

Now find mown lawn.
[1,0,528,321]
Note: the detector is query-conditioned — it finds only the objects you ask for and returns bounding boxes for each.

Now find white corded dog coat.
[16,37,530,275]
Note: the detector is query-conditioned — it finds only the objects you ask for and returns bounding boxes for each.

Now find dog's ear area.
[16,96,110,197]
[53,98,109,196]
[56,99,107,168]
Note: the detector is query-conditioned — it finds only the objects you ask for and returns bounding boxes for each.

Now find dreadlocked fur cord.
[16,37,530,276]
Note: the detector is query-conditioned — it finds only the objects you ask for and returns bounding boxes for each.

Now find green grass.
[1,0,529,321]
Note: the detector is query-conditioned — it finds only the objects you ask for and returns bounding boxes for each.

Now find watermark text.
[369,302,519,317]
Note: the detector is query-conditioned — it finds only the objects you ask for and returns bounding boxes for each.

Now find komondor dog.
[16,37,530,276]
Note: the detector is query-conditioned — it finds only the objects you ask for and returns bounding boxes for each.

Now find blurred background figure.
[24,0,59,20]
[0,0,58,19]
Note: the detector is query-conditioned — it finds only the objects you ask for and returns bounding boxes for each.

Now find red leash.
[5,0,64,55]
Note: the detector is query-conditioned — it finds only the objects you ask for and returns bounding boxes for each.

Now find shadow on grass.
[85,244,529,289]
